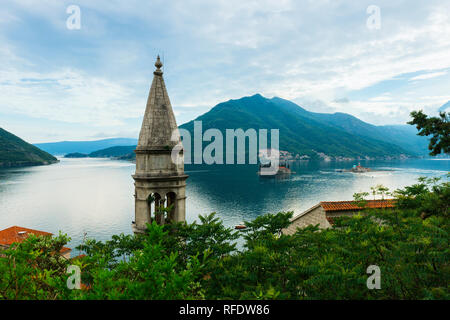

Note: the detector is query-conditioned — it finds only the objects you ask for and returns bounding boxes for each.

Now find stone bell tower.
[132,56,188,233]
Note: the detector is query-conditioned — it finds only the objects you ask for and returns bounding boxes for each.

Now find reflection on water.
[0,158,448,253]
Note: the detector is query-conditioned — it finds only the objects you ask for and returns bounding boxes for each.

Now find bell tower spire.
[132,56,188,233]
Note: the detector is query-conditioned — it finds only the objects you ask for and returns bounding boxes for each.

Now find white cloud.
[1,0,450,141]
[410,71,447,81]
[0,46,145,126]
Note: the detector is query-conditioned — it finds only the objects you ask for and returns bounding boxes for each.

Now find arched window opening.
[154,193,168,224]
[166,192,177,222]
[146,193,155,224]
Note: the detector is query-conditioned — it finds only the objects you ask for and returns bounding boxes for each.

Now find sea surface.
[0,158,448,254]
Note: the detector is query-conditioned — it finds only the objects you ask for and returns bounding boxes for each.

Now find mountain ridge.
[270,96,429,155]
[180,94,418,160]
[0,128,58,168]
[31,94,431,161]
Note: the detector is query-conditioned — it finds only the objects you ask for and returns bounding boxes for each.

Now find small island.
[63,145,136,160]
[335,163,390,173]
[342,163,372,173]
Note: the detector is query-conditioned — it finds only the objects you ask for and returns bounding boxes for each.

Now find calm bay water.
[0,158,448,254]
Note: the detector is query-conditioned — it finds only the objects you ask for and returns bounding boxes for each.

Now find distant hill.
[34,138,138,155]
[0,128,58,168]
[64,152,88,158]
[378,124,429,155]
[64,145,136,159]
[269,97,429,155]
[88,145,136,158]
[180,94,417,160]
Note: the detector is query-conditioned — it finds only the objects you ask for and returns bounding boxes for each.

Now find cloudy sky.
[1,0,449,143]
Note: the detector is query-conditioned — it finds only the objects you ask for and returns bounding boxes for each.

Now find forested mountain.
[180,94,420,160]
[0,128,58,168]
[270,97,428,156]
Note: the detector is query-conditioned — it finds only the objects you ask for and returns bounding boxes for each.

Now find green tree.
[0,233,72,299]
[408,110,449,155]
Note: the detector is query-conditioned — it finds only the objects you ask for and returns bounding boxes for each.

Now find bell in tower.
[132,56,188,233]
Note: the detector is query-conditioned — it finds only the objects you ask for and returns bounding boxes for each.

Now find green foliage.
[394,176,449,219]
[370,184,390,200]
[0,233,72,299]
[179,212,239,261]
[408,110,449,156]
[0,179,448,300]
[70,222,205,300]
[241,211,293,248]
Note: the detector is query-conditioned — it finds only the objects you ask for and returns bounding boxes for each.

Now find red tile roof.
[320,199,395,212]
[0,226,52,246]
[60,247,72,253]
[0,226,71,254]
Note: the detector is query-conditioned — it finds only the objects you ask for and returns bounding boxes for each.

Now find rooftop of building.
[0,226,71,254]
[290,199,396,224]
[320,199,396,212]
